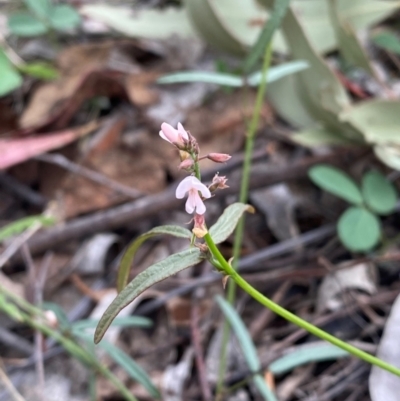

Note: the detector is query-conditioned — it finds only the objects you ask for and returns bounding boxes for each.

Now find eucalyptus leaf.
[362,171,397,215]
[48,5,81,31]
[308,165,363,205]
[95,248,202,343]
[0,50,23,97]
[81,5,196,39]
[117,225,192,292]
[8,12,48,37]
[338,207,381,252]
[209,203,254,244]
[216,296,277,401]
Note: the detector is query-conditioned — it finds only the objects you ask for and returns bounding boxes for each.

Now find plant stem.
[216,44,273,397]
[204,233,400,377]
[0,286,137,401]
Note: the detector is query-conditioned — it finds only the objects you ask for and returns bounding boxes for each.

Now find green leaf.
[72,316,152,332]
[308,165,363,205]
[338,207,381,252]
[48,5,81,31]
[209,203,254,244]
[17,62,58,80]
[100,340,160,399]
[372,31,400,55]
[269,343,349,375]
[157,61,308,87]
[8,12,48,36]
[243,0,290,72]
[374,145,400,171]
[362,171,397,215]
[76,333,160,399]
[247,60,309,85]
[95,248,202,343]
[24,0,51,18]
[294,127,359,147]
[0,215,55,243]
[117,225,192,292]
[81,5,196,40]
[0,49,23,97]
[216,296,277,401]
[340,100,400,145]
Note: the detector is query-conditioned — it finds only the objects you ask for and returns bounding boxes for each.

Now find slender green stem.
[0,286,137,401]
[204,233,400,377]
[216,44,273,397]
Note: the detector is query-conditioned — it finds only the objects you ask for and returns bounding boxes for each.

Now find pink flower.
[207,153,232,163]
[176,176,211,215]
[159,122,189,146]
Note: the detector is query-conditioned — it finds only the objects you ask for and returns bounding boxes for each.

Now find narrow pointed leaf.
[362,171,397,215]
[72,316,152,331]
[209,203,254,244]
[243,0,291,72]
[117,225,192,292]
[309,165,363,205]
[216,296,277,401]
[95,248,202,343]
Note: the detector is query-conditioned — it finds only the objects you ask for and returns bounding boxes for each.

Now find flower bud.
[179,158,194,170]
[207,153,231,163]
[208,174,229,192]
[192,213,208,238]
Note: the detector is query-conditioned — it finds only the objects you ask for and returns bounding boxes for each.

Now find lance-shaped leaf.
[117,225,192,292]
[209,203,254,244]
[216,296,277,401]
[95,248,202,343]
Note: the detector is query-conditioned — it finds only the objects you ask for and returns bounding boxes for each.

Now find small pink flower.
[159,122,189,146]
[176,176,211,215]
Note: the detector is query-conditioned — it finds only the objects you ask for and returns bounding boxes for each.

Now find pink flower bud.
[207,153,231,163]
[179,159,194,170]
[192,213,208,238]
[159,122,189,147]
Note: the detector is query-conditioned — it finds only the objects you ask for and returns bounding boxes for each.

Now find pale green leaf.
[374,145,400,171]
[270,343,349,375]
[362,171,397,215]
[80,5,196,39]
[72,316,152,331]
[244,0,290,72]
[8,12,48,36]
[117,225,192,292]
[157,61,308,87]
[95,248,202,343]
[308,165,363,205]
[48,5,81,31]
[216,296,277,401]
[340,100,400,145]
[209,203,254,244]
[0,215,55,243]
[294,127,360,147]
[338,207,381,252]
[0,49,23,97]
[24,0,51,18]
[372,31,400,55]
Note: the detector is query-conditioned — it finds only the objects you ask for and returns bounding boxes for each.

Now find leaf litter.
[2,1,400,400]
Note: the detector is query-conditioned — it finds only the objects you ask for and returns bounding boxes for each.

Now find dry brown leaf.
[0,121,99,170]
